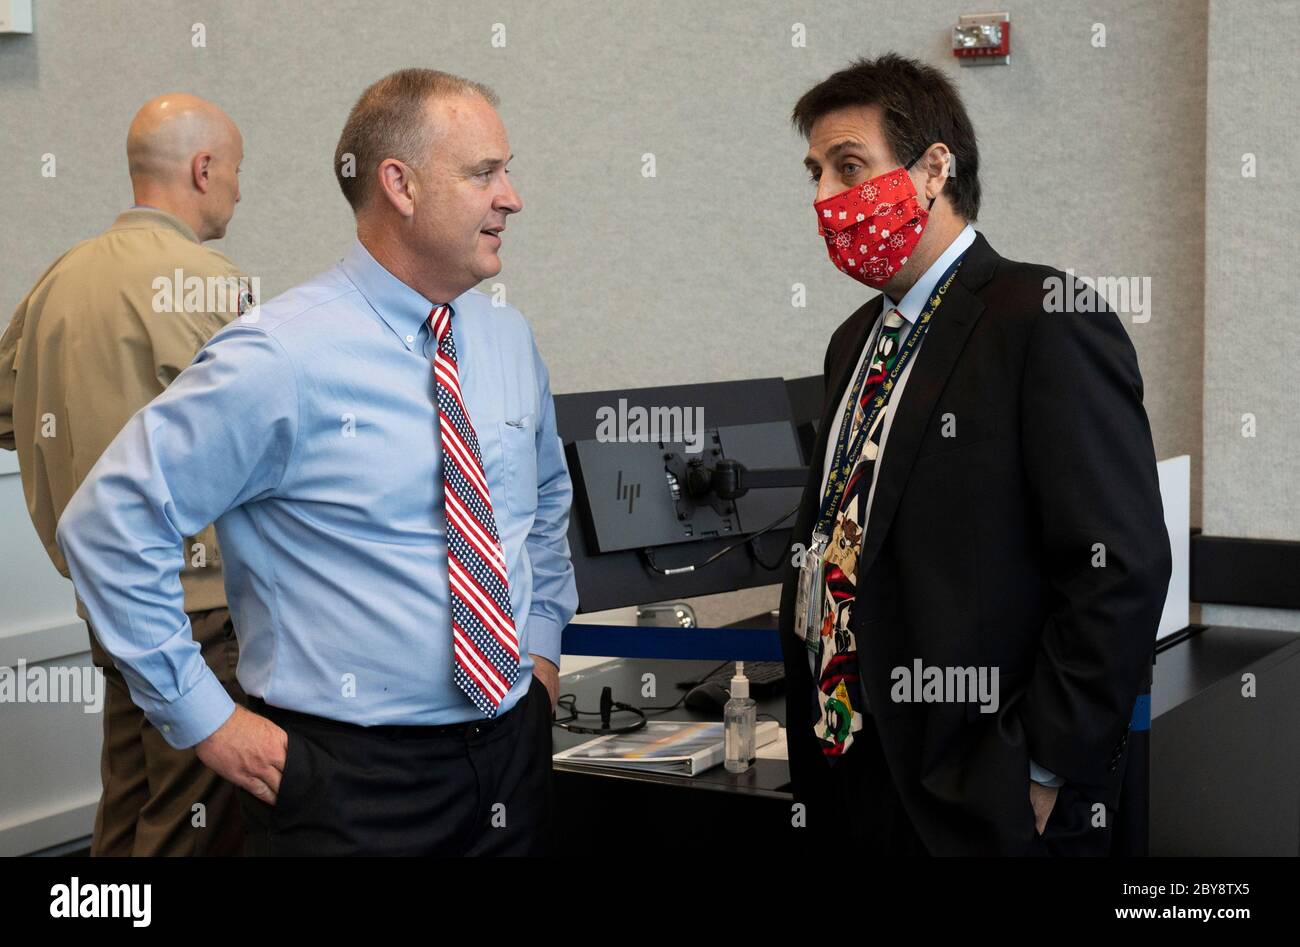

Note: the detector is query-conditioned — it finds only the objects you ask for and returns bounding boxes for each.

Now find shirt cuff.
[1029,758,1066,788]
[525,612,565,670]
[148,669,237,749]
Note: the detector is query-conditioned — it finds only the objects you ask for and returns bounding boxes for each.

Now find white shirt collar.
[882,223,977,324]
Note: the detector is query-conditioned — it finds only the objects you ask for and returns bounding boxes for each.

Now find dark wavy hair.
[792,53,981,220]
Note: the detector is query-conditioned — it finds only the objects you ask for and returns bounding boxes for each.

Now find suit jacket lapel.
[820,299,884,465]
[855,232,1000,581]
[781,296,881,644]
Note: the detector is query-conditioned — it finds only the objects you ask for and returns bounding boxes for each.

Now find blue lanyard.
[813,253,966,537]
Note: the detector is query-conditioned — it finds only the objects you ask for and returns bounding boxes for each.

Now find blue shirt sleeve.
[520,331,578,668]
[56,323,300,748]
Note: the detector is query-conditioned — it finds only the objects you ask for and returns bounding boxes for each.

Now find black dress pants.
[238,676,554,856]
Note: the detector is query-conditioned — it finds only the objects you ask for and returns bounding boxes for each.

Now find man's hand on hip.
[530,654,559,711]
[195,704,289,805]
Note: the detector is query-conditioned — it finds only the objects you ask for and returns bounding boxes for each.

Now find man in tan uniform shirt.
[0,93,251,855]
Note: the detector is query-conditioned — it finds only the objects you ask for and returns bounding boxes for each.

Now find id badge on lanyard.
[794,530,829,650]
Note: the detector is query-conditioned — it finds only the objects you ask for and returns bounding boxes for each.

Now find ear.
[376,158,417,218]
[192,153,213,194]
[914,143,954,203]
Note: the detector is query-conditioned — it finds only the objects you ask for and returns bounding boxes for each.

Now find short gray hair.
[334,68,499,211]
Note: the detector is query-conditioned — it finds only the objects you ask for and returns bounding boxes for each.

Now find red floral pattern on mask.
[815,165,928,289]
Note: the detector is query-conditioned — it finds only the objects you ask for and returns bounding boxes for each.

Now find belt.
[246,694,523,741]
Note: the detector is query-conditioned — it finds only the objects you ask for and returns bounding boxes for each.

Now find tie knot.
[429,304,453,343]
[883,308,905,329]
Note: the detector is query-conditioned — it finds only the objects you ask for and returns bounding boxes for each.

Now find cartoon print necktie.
[813,309,906,756]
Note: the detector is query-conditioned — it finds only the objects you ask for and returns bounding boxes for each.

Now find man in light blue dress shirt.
[56,69,578,855]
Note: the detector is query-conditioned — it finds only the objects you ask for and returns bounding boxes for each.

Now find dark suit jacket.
[778,231,1172,855]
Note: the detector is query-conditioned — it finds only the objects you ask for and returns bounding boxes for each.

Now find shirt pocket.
[498,414,538,516]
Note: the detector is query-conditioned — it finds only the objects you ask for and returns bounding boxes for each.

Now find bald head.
[127,93,243,241]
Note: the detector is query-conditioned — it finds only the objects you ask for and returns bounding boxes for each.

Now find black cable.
[641,501,799,575]
[551,691,647,735]
[747,532,786,571]
[553,693,635,725]
[553,659,737,724]
[637,659,734,714]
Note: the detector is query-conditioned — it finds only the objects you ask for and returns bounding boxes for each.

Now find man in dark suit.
[780,54,1171,856]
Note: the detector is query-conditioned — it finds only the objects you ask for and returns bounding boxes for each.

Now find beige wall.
[1200,0,1300,630]
[2,0,1206,515]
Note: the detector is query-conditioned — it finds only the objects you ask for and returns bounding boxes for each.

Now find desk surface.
[551,624,1300,794]
[552,656,793,798]
[1152,625,1300,716]
[549,622,1300,856]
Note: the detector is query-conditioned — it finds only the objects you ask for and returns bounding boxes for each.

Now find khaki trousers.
[86,607,246,856]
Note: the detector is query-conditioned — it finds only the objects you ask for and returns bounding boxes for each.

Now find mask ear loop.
[904,145,946,212]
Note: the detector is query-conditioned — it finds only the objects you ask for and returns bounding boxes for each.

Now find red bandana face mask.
[815,161,933,289]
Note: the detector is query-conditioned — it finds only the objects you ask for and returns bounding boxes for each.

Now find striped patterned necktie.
[429,304,521,716]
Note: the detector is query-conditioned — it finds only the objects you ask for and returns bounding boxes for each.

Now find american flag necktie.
[430,304,521,716]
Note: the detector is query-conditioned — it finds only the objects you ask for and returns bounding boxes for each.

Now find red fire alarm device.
[953,12,1010,66]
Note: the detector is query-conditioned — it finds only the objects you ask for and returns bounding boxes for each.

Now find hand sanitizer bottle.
[724,661,757,774]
